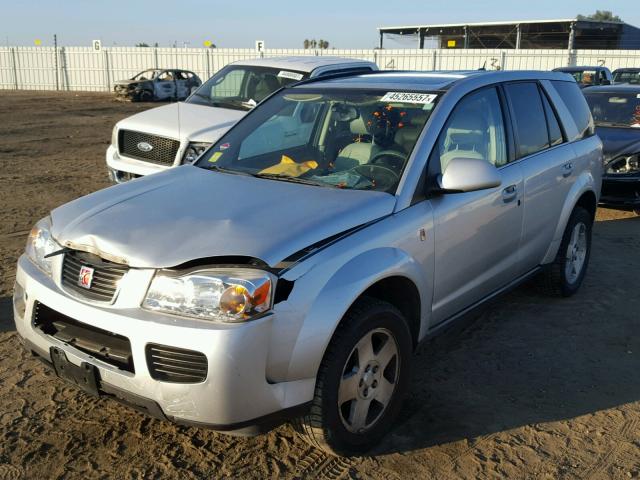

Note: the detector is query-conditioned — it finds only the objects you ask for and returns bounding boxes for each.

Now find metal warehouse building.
[378,18,640,50]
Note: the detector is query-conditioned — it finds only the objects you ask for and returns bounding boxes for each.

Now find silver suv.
[14,70,602,455]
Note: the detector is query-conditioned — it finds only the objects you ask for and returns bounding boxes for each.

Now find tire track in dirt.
[580,413,639,480]
[293,448,359,480]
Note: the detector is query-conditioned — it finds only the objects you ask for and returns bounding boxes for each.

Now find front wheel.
[539,206,592,297]
[294,297,413,456]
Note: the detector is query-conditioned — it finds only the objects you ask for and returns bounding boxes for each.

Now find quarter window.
[505,82,550,159]
[551,80,595,140]
[435,87,508,171]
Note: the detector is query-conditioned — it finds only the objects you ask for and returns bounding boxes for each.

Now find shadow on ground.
[0,297,14,333]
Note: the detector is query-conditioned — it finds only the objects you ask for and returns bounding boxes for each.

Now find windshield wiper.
[209,99,253,111]
[250,172,336,188]
[201,164,252,176]
[596,121,635,128]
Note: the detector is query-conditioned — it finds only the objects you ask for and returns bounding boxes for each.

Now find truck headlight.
[182,142,211,164]
[25,217,60,276]
[111,125,119,149]
[143,268,274,322]
[606,154,640,175]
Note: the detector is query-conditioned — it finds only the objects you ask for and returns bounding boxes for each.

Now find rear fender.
[541,170,597,264]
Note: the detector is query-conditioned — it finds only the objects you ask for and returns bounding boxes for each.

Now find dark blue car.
[584,85,640,214]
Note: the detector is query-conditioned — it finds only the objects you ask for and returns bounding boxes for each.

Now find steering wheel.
[369,150,407,171]
[353,164,399,191]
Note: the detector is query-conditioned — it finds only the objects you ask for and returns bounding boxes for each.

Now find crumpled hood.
[50,166,396,268]
[116,102,245,143]
[596,126,640,161]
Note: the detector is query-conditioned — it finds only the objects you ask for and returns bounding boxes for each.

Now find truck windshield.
[613,71,640,85]
[196,89,437,193]
[584,91,640,128]
[187,65,308,111]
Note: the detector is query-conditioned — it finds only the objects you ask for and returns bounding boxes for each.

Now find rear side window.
[541,91,564,147]
[504,82,549,159]
[551,80,595,140]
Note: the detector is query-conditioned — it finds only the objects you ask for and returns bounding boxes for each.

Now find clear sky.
[2,0,639,49]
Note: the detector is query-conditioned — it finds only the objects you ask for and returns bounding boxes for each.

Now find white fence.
[1,46,640,92]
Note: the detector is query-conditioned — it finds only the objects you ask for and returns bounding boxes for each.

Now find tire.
[538,206,592,297]
[294,297,413,456]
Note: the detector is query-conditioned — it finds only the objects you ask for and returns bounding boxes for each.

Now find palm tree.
[303,39,310,49]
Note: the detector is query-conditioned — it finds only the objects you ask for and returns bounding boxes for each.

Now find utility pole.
[53,34,59,90]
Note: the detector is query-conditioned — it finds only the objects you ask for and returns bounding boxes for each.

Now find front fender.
[541,169,598,264]
[273,246,429,383]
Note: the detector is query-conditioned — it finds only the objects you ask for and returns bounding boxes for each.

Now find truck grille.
[61,250,128,303]
[118,129,180,165]
[146,344,208,383]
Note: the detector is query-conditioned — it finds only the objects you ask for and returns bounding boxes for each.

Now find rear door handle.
[502,185,517,202]
[562,162,574,177]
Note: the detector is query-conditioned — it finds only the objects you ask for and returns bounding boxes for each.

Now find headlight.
[182,142,212,164]
[606,154,640,175]
[111,125,119,148]
[25,217,61,276]
[143,268,274,323]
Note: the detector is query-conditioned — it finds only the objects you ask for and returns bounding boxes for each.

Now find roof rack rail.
[286,69,406,88]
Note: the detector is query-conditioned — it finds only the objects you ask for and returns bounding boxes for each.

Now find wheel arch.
[541,173,598,265]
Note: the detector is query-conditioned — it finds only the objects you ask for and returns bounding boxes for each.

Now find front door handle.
[502,185,517,202]
[562,162,574,177]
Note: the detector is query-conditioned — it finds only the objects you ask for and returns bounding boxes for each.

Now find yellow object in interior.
[259,155,318,177]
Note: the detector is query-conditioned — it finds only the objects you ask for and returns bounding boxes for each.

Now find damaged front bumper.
[599,174,640,210]
[13,255,313,434]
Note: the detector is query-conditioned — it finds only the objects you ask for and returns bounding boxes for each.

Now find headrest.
[350,117,368,135]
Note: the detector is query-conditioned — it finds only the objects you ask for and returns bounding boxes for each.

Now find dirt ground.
[0,91,639,480]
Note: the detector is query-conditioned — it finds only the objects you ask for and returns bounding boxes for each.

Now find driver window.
[436,87,507,172]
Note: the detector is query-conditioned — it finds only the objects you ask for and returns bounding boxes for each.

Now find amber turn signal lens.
[220,285,250,314]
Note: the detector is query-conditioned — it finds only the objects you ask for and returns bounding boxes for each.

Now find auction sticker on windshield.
[278,71,304,81]
[381,92,438,104]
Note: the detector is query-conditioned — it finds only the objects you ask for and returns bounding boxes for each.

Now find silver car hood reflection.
[50,166,396,269]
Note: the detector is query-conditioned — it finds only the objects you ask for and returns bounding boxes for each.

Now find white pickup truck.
[106,56,378,182]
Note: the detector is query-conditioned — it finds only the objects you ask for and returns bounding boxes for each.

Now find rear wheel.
[539,206,592,297]
[295,297,412,456]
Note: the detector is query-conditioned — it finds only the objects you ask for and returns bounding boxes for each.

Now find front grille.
[33,302,134,372]
[118,129,180,165]
[61,250,128,303]
[146,344,208,383]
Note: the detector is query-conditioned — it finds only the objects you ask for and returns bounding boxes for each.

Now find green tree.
[303,39,310,49]
[136,42,150,47]
[577,10,622,22]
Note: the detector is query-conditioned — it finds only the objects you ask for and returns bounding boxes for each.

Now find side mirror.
[601,79,611,86]
[439,157,502,193]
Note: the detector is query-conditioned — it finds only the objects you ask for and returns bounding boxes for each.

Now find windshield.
[187,65,307,111]
[196,89,437,193]
[613,71,640,85]
[584,91,640,128]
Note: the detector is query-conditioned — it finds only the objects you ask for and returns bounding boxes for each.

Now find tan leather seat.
[334,118,383,171]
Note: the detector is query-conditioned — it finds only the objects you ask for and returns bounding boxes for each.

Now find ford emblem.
[137,141,153,152]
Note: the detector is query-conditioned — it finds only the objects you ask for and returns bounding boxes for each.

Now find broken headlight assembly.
[182,142,212,164]
[143,268,274,323]
[25,217,61,276]
[606,154,640,175]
